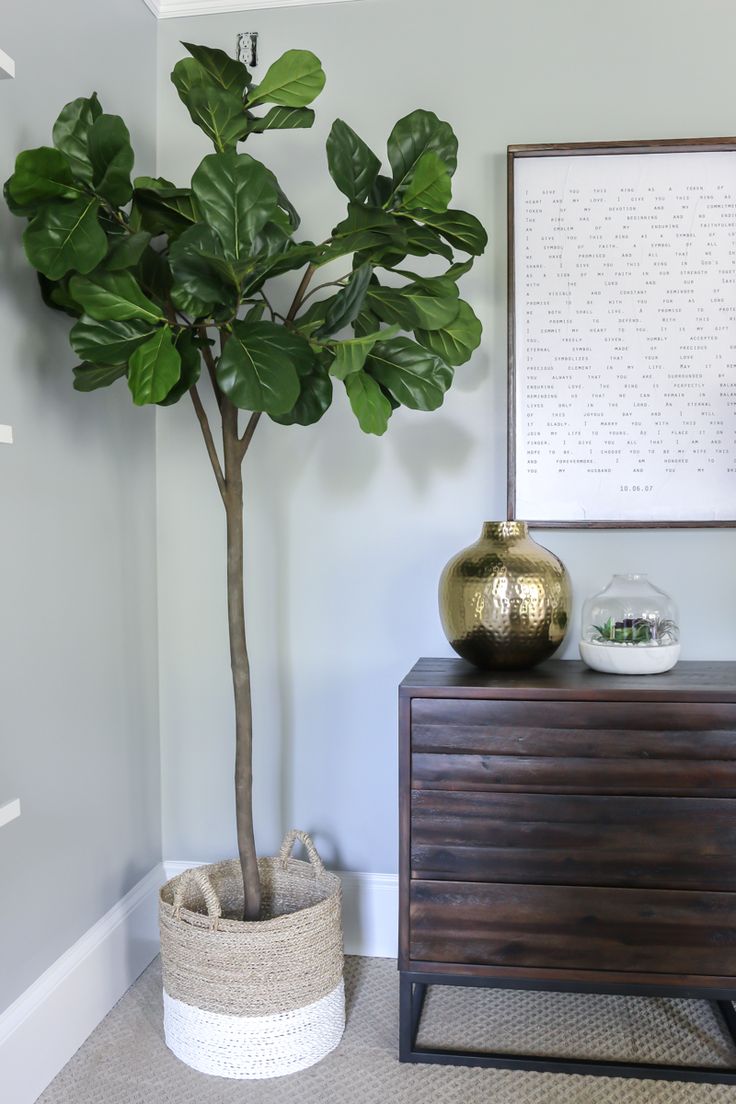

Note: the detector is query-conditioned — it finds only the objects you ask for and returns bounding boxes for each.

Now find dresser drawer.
[411,790,736,891]
[409,880,736,976]
[411,698,736,796]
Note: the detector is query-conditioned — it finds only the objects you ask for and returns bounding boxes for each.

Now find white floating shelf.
[0,799,21,829]
[0,48,15,79]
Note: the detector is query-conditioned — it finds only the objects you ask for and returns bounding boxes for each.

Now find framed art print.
[508,138,736,527]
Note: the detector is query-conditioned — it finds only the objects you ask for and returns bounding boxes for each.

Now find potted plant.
[4,42,487,1078]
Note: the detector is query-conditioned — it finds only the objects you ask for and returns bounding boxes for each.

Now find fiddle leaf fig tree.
[5,43,487,920]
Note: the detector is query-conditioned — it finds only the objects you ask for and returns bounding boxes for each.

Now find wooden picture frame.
[508,138,736,528]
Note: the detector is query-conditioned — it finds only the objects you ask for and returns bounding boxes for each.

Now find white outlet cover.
[0,425,13,444]
[0,799,21,828]
[0,48,15,79]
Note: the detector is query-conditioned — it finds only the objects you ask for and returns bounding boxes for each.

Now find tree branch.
[239,412,261,458]
[198,328,223,412]
[229,265,320,463]
[258,289,276,322]
[191,385,226,499]
[287,263,317,322]
[298,274,350,307]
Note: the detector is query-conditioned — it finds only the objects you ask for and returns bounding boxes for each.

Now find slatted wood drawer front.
[411,790,736,891]
[409,881,736,975]
[411,699,736,796]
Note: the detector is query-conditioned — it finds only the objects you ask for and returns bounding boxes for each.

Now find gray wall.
[156,0,736,874]
[0,1,160,1010]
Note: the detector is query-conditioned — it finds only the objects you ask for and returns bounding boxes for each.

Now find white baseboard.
[163,860,398,959]
[0,859,397,1104]
[0,864,164,1104]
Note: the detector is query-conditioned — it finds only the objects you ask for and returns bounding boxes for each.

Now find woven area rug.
[39,956,736,1103]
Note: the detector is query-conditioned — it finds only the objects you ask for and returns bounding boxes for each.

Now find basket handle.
[279,829,325,878]
[172,866,222,930]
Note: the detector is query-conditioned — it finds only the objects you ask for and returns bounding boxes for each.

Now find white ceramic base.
[579,640,680,675]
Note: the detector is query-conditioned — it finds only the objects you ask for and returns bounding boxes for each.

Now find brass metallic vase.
[439,521,571,670]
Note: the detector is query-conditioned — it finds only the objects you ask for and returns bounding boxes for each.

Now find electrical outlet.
[0,47,14,80]
[237,32,258,68]
[0,799,21,829]
[0,425,13,444]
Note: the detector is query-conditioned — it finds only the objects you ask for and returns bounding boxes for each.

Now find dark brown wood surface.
[398,659,736,989]
[411,790,736,890]
[400,658,736,700]
[412,751,736,796]
[410,880,736,976]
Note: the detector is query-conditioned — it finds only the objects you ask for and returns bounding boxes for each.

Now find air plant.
[591,616,678,646]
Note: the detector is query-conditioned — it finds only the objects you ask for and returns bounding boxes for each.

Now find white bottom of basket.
[163,979,345,1079]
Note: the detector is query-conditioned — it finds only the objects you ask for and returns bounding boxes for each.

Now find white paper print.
[513,150,736,522]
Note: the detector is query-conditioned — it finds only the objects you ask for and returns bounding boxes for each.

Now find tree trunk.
[222,400,261,921]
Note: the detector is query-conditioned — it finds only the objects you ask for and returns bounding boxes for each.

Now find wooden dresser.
[398,658,736,1084]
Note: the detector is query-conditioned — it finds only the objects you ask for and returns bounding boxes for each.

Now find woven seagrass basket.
[159,829,344,1079]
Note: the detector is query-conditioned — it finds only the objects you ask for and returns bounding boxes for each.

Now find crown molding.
[142,0,361,18]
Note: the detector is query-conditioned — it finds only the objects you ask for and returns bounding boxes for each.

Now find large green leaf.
[367,276,459,331]
[137,245,173,303]
[192,151,279,260]
[344,370,392,435]
[70,315,156,364]
[182,42,251,92]
[187,85,249,152]
[242,240,318,296]
[105,230,151,271]
[445,257,475,281]
[6,147,82,208]
[248,106,315,134]
[316,262,372,338]
[322,203,405,262]
[69,270,163,323]
[128,325,181,405]
[271,359,333,426]
[368,174,394,207]
[400,151,452,213]
[215,320,306,413]
[171,57,250,152]
[401,220,453,262]
[366,336,453,410]
[329,324,399,380]
[251,216,289,257]
[353,308,382,338]
[415,299,482,366]
[247,50,325,108]
[293,293,335,337]
[274,181,300,230]
[326,119,381,203]
[38,273,83,317]
[413,208,487,255]
[23,198,107,279]
[171,57,207,101]
[158,331,202,406]
[132,177,197,238]
[52,94,102,185]
[169,224,240,318]
[4,177,35,217]
[88,114,134,206]
[331,203,396,239]
[73,362,127,392]
[387,110,458,198]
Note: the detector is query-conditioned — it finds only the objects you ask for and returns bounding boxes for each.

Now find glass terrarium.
[579,574,680,675]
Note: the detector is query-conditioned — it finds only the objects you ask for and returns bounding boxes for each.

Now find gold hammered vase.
[439,521,571,670]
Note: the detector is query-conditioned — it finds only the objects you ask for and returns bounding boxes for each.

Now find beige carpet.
[39,956,736,1103]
